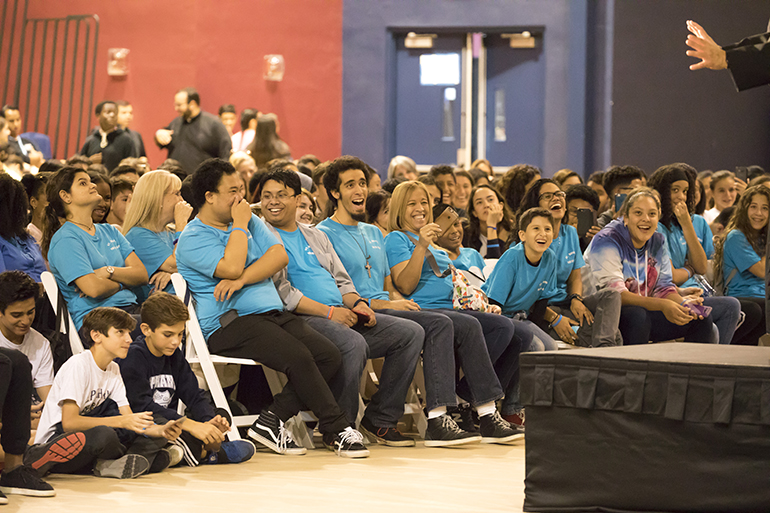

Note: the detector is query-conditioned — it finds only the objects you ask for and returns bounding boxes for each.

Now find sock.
[476,402,496,418]
[428,406,446,420]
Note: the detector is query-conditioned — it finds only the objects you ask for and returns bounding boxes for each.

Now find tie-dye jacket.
[585,219,676,298]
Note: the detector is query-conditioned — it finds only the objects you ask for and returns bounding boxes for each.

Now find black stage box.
[521,343,770,513]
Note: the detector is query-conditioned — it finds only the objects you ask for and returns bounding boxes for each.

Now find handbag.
[406,233,489,311]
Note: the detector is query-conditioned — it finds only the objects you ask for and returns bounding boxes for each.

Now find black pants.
[732,297,767,345]
[0,348,33,455]
[619,306,715,345]
[208,311,349,435]
[46,426,167,474]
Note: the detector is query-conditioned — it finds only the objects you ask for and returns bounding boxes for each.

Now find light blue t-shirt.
[548,224,585,304]
[48,223,138,329]
[124,227,178,302]
[658,215,714,289]
[317,219,389,302]
[277,227,344,307]
[722,229,764,298]
[0,235,47,281]
[384,231,454,309]
[451,247,485,274]
[176,214,284,340]
[482,243,559,316]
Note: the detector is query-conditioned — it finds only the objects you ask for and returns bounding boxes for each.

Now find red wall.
[25,0,343,165]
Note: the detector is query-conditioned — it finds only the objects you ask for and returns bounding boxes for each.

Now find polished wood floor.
[8,441,527,513]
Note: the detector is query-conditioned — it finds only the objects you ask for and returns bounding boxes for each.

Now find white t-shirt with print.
[34,350,129,444]
[0,328,54,390]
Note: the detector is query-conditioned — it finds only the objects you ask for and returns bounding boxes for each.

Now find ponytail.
[41,167,82,258]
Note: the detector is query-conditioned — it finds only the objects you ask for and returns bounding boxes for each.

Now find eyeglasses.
[539,191,566,202]
[261,192,295,201]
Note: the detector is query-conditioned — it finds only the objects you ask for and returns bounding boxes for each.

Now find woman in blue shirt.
[123,170,193,302]
[0,175,47,282]
[713,185,770,345]
[385,181,530,432]
[648,163,744,344]
[41,167,148,331]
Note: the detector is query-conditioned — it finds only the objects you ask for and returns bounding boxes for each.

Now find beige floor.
[7,441,527,513]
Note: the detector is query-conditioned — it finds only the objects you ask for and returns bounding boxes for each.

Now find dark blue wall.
[341,0,588,176]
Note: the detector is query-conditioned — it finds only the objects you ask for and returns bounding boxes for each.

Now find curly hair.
[647,163,697,229]
[496,164,541,214]
[713,185,770,285]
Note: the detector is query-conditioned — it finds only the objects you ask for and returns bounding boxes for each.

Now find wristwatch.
[567,293,584,304]
[106,266,115,277]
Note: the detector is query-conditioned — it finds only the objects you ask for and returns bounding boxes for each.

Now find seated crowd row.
[0,150,766,503]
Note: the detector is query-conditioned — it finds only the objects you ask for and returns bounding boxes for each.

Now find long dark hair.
[464,184,513,251]
[246,114,289,168]
[713,185,770,282]
[41,167,83,258]
[366,189,391,224]
[497,164,541,213]
[648,163,696,229]
[0,174,31,241]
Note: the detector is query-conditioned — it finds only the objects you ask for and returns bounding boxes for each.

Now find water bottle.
[694,274,715,297]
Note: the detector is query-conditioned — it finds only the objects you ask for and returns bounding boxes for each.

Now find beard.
[350,212,367,223]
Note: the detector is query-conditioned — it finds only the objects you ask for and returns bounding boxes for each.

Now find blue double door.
[392,31,545,171]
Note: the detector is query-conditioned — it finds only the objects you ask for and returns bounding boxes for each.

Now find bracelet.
[488,227,498,231]
[353,297,369,308]
[487,243,500,248]
[550,314,563,328]
[231,227,249,237]
[684,267,692,279]
[118,283,124,291]
[327,306,334,319]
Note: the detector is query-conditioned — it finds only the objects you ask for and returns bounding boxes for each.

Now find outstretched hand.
[686,20,727,71]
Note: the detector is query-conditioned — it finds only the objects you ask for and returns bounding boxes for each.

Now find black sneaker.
[148,448,172,473]
[479,411,525,444]
[449,404,479,433]
[94,454,150,479]
[322,427,370,458]
[424,414,481,447]
[0,489,6,505]
[0,465,55,497]
[359,416,415,447]
[247,410,307,455]
[24,432,86,477]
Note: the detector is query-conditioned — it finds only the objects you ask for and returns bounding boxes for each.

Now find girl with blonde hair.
[123,170,193,300]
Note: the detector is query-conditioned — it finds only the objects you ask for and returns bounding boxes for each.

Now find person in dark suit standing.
[79,101,138,172]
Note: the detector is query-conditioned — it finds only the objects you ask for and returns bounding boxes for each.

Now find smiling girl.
[586,187,715,345]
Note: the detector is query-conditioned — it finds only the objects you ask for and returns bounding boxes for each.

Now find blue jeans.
[619,306,716,345]
[702,296,741,344]
[303,312,423,428]
[379,309,503,411]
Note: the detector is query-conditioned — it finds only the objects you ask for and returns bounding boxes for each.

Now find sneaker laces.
[490,411,510,429]
[277,420,299,453]
[440,414,465,434]
[336,428,365,453]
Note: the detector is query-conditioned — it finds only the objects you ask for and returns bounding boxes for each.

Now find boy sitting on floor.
[26,307,182,479]
[119,292,255,466]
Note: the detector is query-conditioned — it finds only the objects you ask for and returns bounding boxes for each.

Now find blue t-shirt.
[548,224,585,304]
[124,227,178,302]
[451,247,485,274]
[482,243,559,316]
[176,215,284,340]
[722,229,764,298]
[277,227,344,307]
[0,235,47,281]
[384,230,454,309]
[658,215,714,289]
[48,223,138,329]
[317,219,389,302]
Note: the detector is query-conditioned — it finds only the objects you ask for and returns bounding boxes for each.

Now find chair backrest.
[40,271,85,355]
[20,132,52,159]
[170,273,210,363]
[483,258,498,280]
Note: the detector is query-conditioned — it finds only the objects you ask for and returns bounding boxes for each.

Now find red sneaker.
[502,410,525,429]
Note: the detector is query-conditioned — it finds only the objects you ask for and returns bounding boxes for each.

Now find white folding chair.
[483,258,498,279]
[170,273,314,447]
[40,271,85,355]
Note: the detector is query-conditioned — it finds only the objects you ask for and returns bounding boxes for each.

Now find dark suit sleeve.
[724,32,770,91]
[216,122,232,158]
[79,138,91,157]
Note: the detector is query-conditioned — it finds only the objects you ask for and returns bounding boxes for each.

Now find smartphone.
[167,416,187,428]
[576,208,596,238]
[735,166,748,182]
[614,193,628,212]
[685,303,712,318]
[354,310,370,327]
[434,207,459,235]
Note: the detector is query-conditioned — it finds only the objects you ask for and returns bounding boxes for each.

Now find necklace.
[68,219,95,231]
[334,215,372,278]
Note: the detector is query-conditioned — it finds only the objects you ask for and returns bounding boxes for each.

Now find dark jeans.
[378,308,502,411]
[207,310,349,434]
[0,348,33,455]
[619,306,715,345]
[732,297,766,346]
